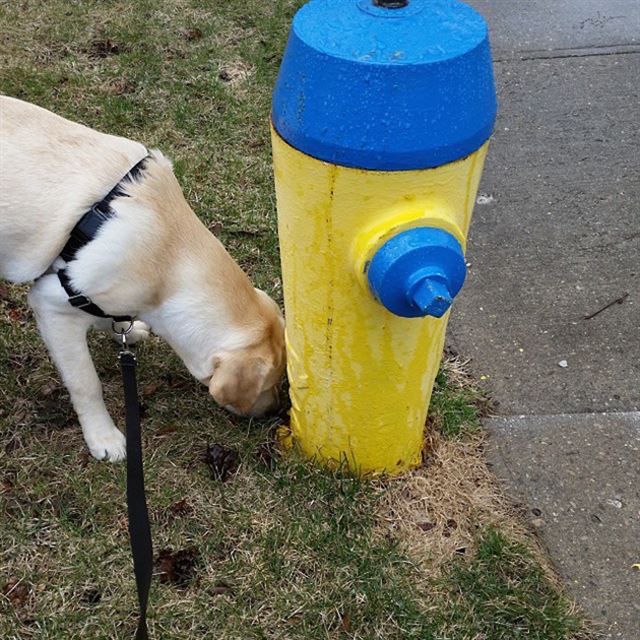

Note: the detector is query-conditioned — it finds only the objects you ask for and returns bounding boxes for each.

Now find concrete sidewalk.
[486,413,640,639]
[451,2,640,637]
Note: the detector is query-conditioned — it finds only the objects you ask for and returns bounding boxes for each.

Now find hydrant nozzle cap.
[410,278,452,318]
[367,227,466,318]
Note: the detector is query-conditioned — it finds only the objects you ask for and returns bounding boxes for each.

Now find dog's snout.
[252,386,281,417]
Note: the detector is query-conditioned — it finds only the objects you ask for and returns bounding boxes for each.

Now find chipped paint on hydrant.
[271,0,497,474]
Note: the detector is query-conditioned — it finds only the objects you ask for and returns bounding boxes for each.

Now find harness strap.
[58,154,149,321]
[120,348,153,640]
[57,269,133,322]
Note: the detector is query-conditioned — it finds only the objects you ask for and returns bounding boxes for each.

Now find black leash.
[117,325,153,640]
[47,155,155,637]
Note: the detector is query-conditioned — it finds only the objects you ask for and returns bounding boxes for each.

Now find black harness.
[57,154,149,321]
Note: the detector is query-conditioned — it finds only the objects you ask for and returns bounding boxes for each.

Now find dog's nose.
[242,387,280,418]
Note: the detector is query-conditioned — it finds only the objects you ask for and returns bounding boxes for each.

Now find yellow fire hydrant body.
[271,0,497,474]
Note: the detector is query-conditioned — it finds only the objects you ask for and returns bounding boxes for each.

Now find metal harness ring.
[112,319,135,348]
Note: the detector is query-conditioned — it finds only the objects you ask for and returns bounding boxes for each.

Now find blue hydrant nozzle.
[410,278,452,318]
[367,227,467,319]
[373,0,409,8]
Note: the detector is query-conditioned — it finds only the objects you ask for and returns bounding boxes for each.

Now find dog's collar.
[57,153,150,322]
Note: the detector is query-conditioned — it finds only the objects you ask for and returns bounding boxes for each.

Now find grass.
[435,528,585,638]
[429,361,488,439]
[1,1,592,638]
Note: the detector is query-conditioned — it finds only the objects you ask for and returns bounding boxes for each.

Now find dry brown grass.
[378,432,567,589]
[375,358,560,586]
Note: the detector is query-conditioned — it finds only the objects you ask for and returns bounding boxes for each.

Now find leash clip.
[113,319,136,357]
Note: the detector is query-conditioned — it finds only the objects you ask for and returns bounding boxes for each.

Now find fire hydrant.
[271,0,497,474]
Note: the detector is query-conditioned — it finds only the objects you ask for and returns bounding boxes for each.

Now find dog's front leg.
[28,275,126,461]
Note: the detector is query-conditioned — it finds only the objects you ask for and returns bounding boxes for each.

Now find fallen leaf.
[155,548,198,588]
[39,382,58,397]
[183,27,203,41]
[286,614,303,625]
[11,408,30,426]
[141,382,160,398]
[2,579,30,608]
[341,612,351,632]
[157,423,179,437]
[205,443,240,482]
[7,308,23,323]
[78,451,92,468]
[167,498,192,521]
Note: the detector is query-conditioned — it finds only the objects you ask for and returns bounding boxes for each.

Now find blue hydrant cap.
[272,0,497,170]
[367,227,466,318]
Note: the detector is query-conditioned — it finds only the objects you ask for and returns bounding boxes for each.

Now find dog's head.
[207,290,285,416]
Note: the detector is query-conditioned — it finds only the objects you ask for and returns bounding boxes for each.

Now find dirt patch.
[105,78,136,95]
[182,27,203,42]
[89,38,123,58]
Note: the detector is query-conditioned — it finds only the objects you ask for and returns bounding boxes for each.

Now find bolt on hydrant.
[271,0,497,474]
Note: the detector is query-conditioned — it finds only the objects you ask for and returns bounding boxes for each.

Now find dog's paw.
[111,320,150,346]
[86,428,127,462]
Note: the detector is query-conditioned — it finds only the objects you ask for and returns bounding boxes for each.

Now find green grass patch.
[436,528,584,639]
[429,365,487,438]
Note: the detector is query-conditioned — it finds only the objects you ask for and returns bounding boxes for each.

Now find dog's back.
[0,96,146,281]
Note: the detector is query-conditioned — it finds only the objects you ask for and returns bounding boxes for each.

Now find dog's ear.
[208,353,269,415]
